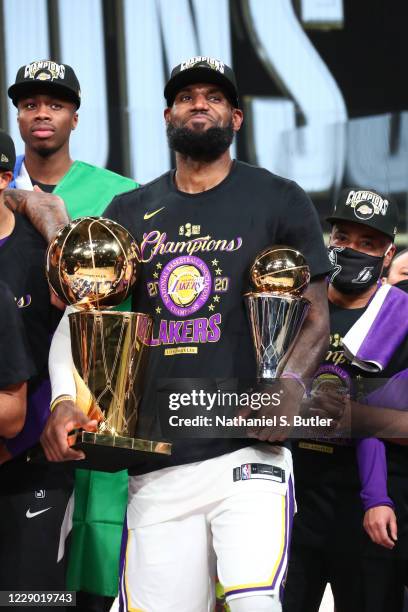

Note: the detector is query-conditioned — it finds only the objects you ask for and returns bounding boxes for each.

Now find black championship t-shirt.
[0,213,61,455]
[0,280,35,389]
[28,177,56,193]
[105,161,332,471]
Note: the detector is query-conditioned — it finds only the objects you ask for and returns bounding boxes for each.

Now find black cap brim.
[164,67,238,108]
[326,214,395,241]
[8,81,81,108]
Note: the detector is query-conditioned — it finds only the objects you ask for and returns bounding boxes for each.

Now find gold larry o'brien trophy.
[46,216,171,472]
[244,246,311,382]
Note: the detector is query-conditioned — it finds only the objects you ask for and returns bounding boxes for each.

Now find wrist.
[364,500,395,513]
[50,394,75,412]
[281,371,308,396]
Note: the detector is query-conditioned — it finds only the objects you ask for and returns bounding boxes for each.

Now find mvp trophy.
[46,216,171,472]
[244,245,310,382]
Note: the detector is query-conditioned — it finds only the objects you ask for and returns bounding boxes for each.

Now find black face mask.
[394,279,408,294]
[328,246,388,294]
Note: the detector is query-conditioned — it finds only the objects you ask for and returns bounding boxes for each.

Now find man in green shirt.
[8,59,135,216]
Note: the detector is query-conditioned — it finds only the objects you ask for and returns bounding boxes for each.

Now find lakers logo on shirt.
[167,264,205,307]
[160,256,211,317]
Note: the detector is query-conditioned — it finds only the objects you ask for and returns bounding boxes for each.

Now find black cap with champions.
[8,60,81,108]
[164,56,239,108]
[327,188,398,241]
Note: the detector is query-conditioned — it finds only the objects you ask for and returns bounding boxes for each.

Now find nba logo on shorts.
[35,490,46,499]
[241,464,251,480]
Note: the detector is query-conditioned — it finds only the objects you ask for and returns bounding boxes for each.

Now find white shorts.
[120,444,295,612]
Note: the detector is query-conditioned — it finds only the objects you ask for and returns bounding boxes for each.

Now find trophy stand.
[244,293,310,382]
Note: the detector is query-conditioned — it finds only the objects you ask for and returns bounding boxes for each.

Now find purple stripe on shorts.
[280,475,295,602]
[226,479,293,599]
[280,578,285,603]
[271,477,292,590]
[119,515,129,612]
[288,475,295,539]
[227,585,276,597]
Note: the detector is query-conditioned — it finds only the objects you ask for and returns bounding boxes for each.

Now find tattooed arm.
[4,188,69,242]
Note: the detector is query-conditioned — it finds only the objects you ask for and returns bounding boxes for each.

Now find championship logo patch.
[313,366,351,394]
[24,60,65,82]
[180,56,225,73]
[354,201,375,220]
[345,190,389,217]
[159,255,211,317]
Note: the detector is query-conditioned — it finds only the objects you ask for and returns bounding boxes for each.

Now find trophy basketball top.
[249,245,310,296]
[46,217,139,309]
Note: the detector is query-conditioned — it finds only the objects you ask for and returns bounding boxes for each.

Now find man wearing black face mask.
[326,187,396,296]
[283,188,408,612]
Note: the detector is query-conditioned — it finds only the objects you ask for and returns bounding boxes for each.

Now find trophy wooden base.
[28,431,172,473]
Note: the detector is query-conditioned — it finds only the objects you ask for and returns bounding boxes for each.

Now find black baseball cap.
[0,130,16,172]
[164,56,239,108]
[8,60,81,108]
[327,187,398,240]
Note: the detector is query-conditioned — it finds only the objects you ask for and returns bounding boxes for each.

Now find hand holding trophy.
[45,217,171,472]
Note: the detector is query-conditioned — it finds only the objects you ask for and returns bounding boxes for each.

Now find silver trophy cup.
[245,245,311,382]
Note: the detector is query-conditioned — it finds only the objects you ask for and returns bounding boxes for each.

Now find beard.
[166,121,234,162]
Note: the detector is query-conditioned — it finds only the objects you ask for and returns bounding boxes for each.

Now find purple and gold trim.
[224,475,295,601]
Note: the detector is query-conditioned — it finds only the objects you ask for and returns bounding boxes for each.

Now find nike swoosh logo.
[144,207,165,220]
[26,507,52,519]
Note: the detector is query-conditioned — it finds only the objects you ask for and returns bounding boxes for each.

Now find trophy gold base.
[71,430,171,453]
[28,433,172,473]
[67,430,171,472]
